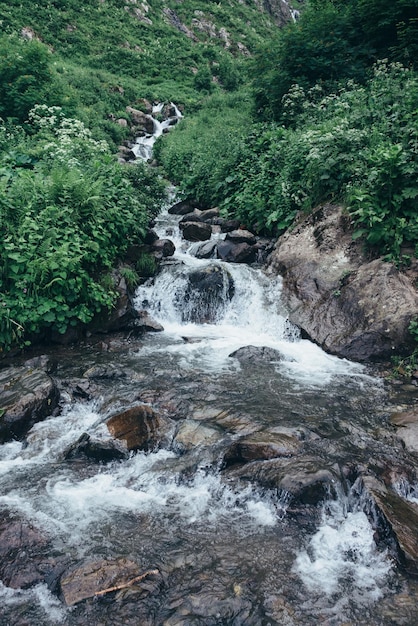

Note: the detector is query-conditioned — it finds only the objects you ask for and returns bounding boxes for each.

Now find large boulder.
[106,404,173,451]
[217,240,257,264]
[181,265,235,323]
[125,106,155,134]
[179,221,212,242]
[0,366,60,443]
[267,204,418,361]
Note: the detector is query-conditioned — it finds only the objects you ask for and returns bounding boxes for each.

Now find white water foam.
[394,478,418,505]
[294,496,393,602]
[0,582,66,624]
[135,254,372,386]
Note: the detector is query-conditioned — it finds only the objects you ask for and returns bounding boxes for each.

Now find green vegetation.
[158,60,418,253]
[0,0,417,354]
[0,105,165,351]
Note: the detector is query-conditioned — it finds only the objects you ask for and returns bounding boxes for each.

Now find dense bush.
[157,63,418,253]
[252,0,417,123]
[0,107,166,351]
[0,35,65,121]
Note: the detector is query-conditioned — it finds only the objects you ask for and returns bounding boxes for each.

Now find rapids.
[1,113,418,626]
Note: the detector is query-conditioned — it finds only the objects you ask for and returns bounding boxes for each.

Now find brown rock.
[225,229,257,245]
[390,409,418,455]
[106,404,173,451]
[224,430,301,466]
[362,476,418,576]
[268,204,418,361]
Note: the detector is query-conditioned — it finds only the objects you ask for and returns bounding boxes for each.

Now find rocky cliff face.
[267,204,418,362]
[253,0,294,27]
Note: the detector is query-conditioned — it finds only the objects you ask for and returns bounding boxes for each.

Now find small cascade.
[294,482,394,605]
[135,206,372,385]
[131,103,182,161]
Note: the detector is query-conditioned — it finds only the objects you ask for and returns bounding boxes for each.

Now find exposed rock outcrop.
[267,204,418,361]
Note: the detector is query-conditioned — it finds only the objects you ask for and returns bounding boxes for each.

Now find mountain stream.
[0,113,418,626]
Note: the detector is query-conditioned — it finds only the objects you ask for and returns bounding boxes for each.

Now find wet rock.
[134,310,164,333]
[268,204,418,361]
[83,364,127,380]
[63,433,129,463]
[219,218,241,233]
[217,240,257,264]
[225,229,257,245]
[199,207,220,221]
[173,420,223,452]
[223,430,302,466]
[89,270,138,334]
[0,510,66,590]
[0,366,60,443]
[206,409,259,435]
[126,106,155,133]
[106,404,173,451]
[60,558,142,606]
[390,409,418,455]
[150,238,176,259]
[362,476,418,576]
[179,211,203,224]
[181,265,235,323]
[229,345,284,363]
[193,240,218,259]
[179,221,212,242]
[143,229,159,245]
[230,456,338,505]
[168,199,195,215]
[137,389,190,421]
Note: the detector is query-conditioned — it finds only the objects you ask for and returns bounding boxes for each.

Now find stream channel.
[1,108,418,625]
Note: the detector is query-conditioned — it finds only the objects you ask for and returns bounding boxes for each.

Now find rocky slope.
[267,204,418,362]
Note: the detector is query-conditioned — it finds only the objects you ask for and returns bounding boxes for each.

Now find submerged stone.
[229,345,283,363]
[60,558,142,606]
[173,419,223,452]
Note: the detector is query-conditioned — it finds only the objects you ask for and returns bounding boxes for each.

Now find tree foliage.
[252,0,418,122]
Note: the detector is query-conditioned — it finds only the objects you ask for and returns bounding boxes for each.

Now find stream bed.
[1,195,418,625]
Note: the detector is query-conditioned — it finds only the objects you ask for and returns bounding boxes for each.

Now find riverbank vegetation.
[0,0,417,355]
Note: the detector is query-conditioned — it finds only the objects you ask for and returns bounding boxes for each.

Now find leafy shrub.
[0,34,62,121]
[0,109,166,351]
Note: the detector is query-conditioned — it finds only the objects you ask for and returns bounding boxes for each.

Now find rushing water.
[1,121,418,626]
